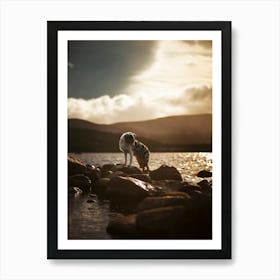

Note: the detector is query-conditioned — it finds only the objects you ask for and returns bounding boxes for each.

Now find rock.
[136,206,188,238]
[137,194,191,212]
[68,156,87,175]
[164,180,188,190]
[198,180,212,193]
[107,214,138,238]
[128,174,152,183]
[92,178,110,196]
[105,176,156,202]
[86,199,95,203]
[162,191,191,199]
[154,180,193,192]
[119,166,143,175]
[85,168,101,183]
[150,165,182,181]
[86,163,95,170]
[101,164,142,176]
[68,186,83,196]
[108,171,126,178]
[191,191,212,210]
[73,187,83,194]
[137,191,212,239]
[180,184,202,194]
[188,190,203,198]
[68,174,91,193]
[105,170,114,177]
[101,164,116,177]
[197,170,212,178]
[111,164,125,172]
[187,191,212,238]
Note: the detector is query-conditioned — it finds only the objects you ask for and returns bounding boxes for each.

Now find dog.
[132,140,150,173]
[119,132,136,166]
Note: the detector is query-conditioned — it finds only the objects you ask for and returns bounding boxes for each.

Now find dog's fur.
[132,140,150,172]
[119,132,136,166]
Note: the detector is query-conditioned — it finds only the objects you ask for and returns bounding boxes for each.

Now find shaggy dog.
[132,140,150,173]
[119,132,136,166]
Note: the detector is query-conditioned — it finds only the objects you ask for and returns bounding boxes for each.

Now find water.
[69,152,212,184]
[68,152,212,239]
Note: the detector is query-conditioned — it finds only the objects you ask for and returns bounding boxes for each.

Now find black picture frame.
[47,21,231,259]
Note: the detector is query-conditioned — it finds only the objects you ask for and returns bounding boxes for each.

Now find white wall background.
[0,0,279,279]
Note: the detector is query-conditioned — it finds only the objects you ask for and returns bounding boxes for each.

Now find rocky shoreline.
[68,156,212,239]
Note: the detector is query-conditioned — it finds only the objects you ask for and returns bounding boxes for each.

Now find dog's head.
[124,132,136,145]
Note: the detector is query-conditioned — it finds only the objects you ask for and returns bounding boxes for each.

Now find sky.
[68,40,212,124]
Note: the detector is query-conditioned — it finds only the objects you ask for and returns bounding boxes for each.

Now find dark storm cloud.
[68,41,158,99]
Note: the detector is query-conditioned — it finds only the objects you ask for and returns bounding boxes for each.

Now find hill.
[68,114,212,152]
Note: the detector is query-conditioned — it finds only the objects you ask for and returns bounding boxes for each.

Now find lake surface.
[68,152,212,239]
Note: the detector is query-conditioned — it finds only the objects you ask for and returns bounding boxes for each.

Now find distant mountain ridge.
[68,114,212,152]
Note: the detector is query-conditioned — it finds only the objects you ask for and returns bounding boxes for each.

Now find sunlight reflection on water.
[69,152,212,183]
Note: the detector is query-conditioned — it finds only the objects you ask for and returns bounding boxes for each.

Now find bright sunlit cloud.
[68,40,212,124]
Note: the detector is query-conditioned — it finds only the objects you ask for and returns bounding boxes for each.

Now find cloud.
[197,40,212,49]
[68,85,212,124]
[167,86,212,113]
[126,41,212,95]
[68,40,212,124]
[183,40,212,49]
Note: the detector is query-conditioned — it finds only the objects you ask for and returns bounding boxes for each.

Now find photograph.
[67,39,213,240]
[48,21,231,258]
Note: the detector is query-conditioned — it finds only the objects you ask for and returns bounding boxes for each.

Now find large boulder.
[105,176,156,202]
[128,174,152,183]
[180,184,202,194]
[150,165,182,181]
[68,156,87,175]
[137,193,191,212]
[108,171,126,179]
[162,191,191,199]
[107,214,138,238]
[101,164,143,177]
[68,174,91,193]
[111,164,125,172]
[92,178,110,196]
[187,191,212,239]
[153,180,196,192]
[136,206,188,238]
[136,191,212,239]
[197,170,212,178]
[119,166,143,175]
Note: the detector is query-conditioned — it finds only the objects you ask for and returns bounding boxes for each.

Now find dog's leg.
[124,152,128,166]
[129,150,133,166]
[146,165,150,174]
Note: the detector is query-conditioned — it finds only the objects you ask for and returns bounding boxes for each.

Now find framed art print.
[47,21,231,259]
